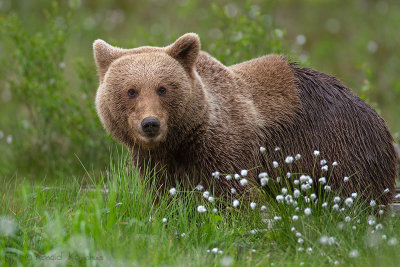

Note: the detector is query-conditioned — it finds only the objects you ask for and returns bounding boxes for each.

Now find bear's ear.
[166,33,200,73]
[93,39,125,82]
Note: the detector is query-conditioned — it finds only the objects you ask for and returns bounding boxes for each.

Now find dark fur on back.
[259,65,397,205]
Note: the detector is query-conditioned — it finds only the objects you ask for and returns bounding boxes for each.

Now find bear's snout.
[141,117,161,137]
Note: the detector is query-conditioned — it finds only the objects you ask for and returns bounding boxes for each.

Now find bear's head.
[93,33,202,149]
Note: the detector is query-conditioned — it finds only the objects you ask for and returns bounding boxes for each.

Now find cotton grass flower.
[351,192,358,198]
[383,188,390,194]
[349,250,359,258]
[313,150,320,156]
[260,178,268,186]
[298,238,304,244]
[274,216,282,221]
[370,200,376,207]
[322,202,328,208]
[275,147,280,151]
[285,156,294,164]
[292,215,299,221]
[273,161,279,168]
[225,175,232,180]
[162,218,168,223]
[230,188,237,194]
[318,177,326,184]
[240,169,248,176]
[395,194,400,199]
[261,205,267,211]
[258,172,268,179]
[304,208,311,215]
[203,191,210,198]
[293,189,301,198]
[333,196,341,203]
[344,197,353,207]
[295,154,301,160]
[281,188,288,195]
[208,196,215,203]
[276,195,284,203]
[321,165,329,172]
[250,202,257,210]
[332,204,339,211]
[320,159,327,165]
[324,185,331,192]
[388,238,398,246]
[195,184,204,191]
[286,172,291,179]
[343,176,349,182]
[197,205,207,213]
[212,208,218,214]
[233,199,239,208]
[234,174,240,180]
[260,146,266,153]
[240,178,248,186]
[169,187,177,196]
[212,171,220,179]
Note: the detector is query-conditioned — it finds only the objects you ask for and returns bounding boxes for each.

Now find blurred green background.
[0,0,399,180]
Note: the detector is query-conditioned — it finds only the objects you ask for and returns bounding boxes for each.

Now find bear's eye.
[157,86,167,96]
[127,88,138,99]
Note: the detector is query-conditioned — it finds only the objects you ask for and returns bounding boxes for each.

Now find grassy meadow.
[0,0,400,266]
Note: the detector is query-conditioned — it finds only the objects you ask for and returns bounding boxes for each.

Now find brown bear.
[93,33,397,206]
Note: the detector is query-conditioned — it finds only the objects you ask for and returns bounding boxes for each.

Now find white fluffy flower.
[395,194,400,199]
[260,177,269,186]
[261,205,267,211]
[240,178,248,186]
[169,187,177,196]
[276,195,284,203]
[203,191,210,198]
[274,216,282,221]
[343,176,349,182]
[332,204,339,211]
[310,193,317,200]
[208,196,215,203]
[234,174,240,180]
[292,215,299,221]
[286,172,291,179]
[233,199,240,208]
[349,250,359,258]
[240,169,248,177]
[285,156,294,164]
[321,165,329,172]
[250,202,257,210]
[345,216,351,222]
[344,197,353,207]
[313,150,320,156]
[195,184,204,191]
[162,218,167,223]
[225,175,232,180]
[197,205,207,213]
[293,189,301,198]
[322,202,328,208]
[383,188,390,194]
[212,171,220,179]
[294,179,300,185]
[230,188,237,194]
[333,196,341,203]
[370,200,376,207]
[295,154,301,160]
[258,172,268,179]
[320,159,327,165]
[351,192,358,198]
[260,146,266,153]
[273,161,279,168]
[281,188,288,195]
[304,208,311,215]
[275,147,281,151]
[298,238,304,244]
[318,177,326,184]
[212,208,218,214]
[324,185,331,192]
[332,161,338,166]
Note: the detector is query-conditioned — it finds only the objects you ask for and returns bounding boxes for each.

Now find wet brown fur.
[94,33,397,205]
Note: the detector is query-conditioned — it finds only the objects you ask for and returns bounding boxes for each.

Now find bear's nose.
[141,117,161,137]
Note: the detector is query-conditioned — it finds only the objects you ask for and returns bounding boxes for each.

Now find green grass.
[1,149,399,266]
